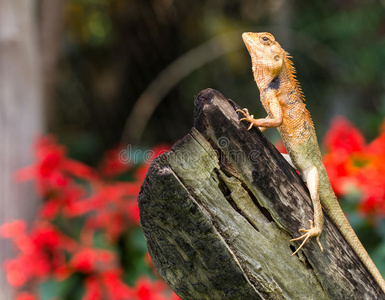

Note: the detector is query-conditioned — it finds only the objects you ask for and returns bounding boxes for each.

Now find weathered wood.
[138,88,384,299]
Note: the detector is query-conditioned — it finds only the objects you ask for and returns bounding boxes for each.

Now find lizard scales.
[237,31,385,293]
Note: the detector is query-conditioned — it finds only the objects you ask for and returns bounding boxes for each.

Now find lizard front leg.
[290,165,324,255]
[236,91,282,131]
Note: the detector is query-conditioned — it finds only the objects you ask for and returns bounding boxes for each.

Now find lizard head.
[242,32,286,88]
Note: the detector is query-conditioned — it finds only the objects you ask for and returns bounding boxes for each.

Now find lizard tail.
[319,169,385,294]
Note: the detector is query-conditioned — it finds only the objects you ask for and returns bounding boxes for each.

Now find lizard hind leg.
[290,165,324,256]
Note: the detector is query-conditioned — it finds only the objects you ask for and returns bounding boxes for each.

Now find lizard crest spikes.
[238,31,385,294]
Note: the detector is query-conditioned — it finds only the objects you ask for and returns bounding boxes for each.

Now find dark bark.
[138,88,384,299]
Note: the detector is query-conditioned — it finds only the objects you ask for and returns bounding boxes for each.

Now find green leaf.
[39,275,83,300]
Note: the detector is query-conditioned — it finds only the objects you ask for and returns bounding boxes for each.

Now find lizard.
[237,31,385,293]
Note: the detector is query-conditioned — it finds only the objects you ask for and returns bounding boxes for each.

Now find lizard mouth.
[242,32,253,41]
[242,32,263,54]
[242,32,254,50]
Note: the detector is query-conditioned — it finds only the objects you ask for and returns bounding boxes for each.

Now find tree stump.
[138,88,384,299]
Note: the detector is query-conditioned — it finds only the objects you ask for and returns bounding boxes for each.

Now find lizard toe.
[290,221,323,256]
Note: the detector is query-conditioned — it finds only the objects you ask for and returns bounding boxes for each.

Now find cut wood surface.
[138,88,384,299]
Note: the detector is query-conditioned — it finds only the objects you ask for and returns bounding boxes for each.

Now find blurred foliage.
[292,1,385,139]
[321,116,385,273]
[1,138,177,300]
[53,0,384,163]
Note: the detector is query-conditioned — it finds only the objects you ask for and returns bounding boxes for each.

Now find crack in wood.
[213,167,260,233]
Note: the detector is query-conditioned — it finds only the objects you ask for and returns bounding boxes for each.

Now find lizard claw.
[236,108,255,130]
[239,115,254,122]
[236,108,249,115]
[290,220,323,256]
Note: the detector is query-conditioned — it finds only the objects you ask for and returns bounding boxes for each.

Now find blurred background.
[1,0,385,299]
[34,0,385,160]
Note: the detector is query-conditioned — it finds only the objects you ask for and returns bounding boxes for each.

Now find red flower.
[323,117,365,155]
[63,159,99,181]
[82,270,134,300]
[78,182,142,240]
[274,139,287,154]
[40,200,61,219]
[39,152,63,178]
[366,135,385,157]
[99,146,131,178]
[83,277,103,300]
[0,220,26,239]
[15,292,37,300]
[359,186,384,215]
[3,137,176,299]
[323,152,356,196]
[133,144,169,183]
[150,144,170,160]
[134,165,150,183]
[322,117,366,196]
[1,221,77,287]
[132,277,180,300]
[15,136,98,198]
[70,247,116,274]
[322,117,385,216]
[3,259,28,287]
[101,270,134,300]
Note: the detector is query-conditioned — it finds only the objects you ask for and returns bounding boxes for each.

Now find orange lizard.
[237,31,385,293]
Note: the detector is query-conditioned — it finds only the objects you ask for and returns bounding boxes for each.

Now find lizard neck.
[253,53,301,98]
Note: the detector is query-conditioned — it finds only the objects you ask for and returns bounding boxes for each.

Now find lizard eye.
[260,35,272,45]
